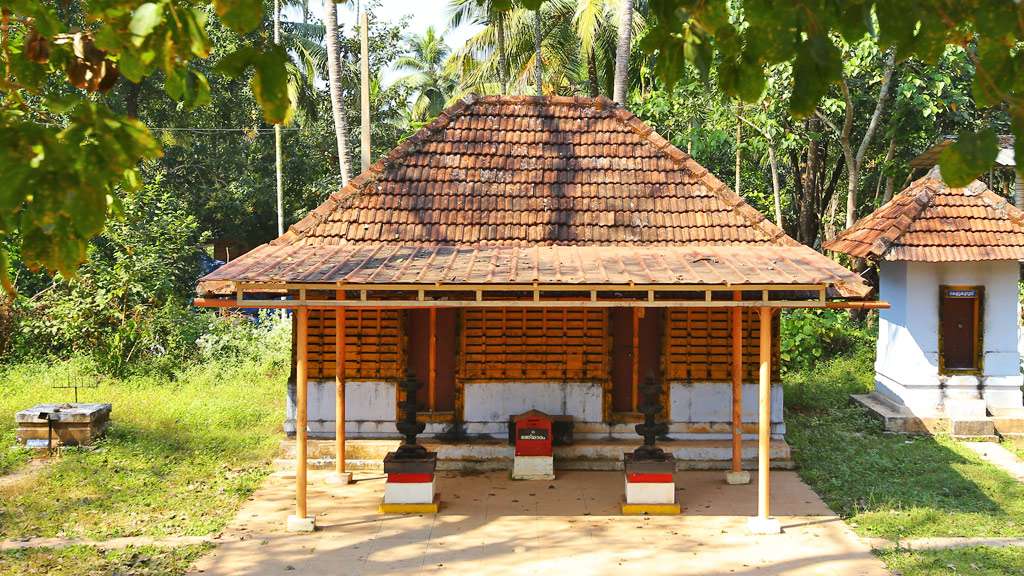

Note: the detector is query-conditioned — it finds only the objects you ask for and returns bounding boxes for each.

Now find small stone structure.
[826,168,1024,437]
[16,403,112,448]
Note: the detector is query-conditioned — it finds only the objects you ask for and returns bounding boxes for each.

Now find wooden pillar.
[731,293,743,474]
[631,307,640,411]
[429,308,437,412]
[296,307,309,518]
[748,306,779,533]
[335,303,346,476]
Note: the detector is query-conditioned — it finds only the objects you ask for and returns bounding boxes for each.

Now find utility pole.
[360,9,371,171]
[274,0,284,236]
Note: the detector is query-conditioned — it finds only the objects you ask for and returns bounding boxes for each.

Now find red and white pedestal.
[511,411,555,480]
[621,454,679,515]
[380,453,439,513]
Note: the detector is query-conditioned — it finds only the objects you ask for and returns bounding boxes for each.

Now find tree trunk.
[880,134,896,203]
[533,9,542,96]
[840,51,896,228]
[325,0,352,184]
[587,46,599,97]
[274,0,284,236]
[125,80,142,118]
[768,146,782,228]
[497,11,508,94]
[734,102,742,196]
[797,117,821,246]
[613,0,634,104]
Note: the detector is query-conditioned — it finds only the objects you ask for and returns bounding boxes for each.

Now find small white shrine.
[826,168,1024,429]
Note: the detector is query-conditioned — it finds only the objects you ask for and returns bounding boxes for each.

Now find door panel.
[940,287,980,371]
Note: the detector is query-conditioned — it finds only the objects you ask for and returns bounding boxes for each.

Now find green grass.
[0,544,211,576]
[785,352,1024,540]
[0,323,289,541]
[877,546,1024,576]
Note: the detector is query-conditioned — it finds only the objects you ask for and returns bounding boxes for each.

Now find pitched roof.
[824,169,1024,262]
[199,243,869,296]
[274,94,794,247]
[198,95,870,298]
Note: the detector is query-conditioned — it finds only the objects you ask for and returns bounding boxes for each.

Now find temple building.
[195,95,875,530]
[826,168,1024,436]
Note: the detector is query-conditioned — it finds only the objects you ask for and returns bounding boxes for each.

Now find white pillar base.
[512,455,554,480]
[625,480,676,504]
[725,471,751,485]
[287,515,316,532]
[747,516,782,534]
[384,480,436,504]
[325,471,354,485]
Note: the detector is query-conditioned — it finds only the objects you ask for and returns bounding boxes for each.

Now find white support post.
[748,306,780,534]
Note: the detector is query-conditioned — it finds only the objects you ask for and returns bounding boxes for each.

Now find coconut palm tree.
[396,27,457,123]
[449,0,509,94]
[447,0,644,98]
[612,0,633,103]
[324,0,352,184]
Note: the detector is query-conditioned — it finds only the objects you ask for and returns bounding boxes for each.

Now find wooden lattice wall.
[460,308,608,381]
[664,309,780,382]
[307,309,403,380]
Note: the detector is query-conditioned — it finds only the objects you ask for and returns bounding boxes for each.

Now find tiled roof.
[825,170,1024,261]
[198,95,870,298]
[273,94,794,247]
[197,243,870,297]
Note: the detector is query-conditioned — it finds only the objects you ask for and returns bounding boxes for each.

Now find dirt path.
[0,458,51,492]
[961,441,1024,482]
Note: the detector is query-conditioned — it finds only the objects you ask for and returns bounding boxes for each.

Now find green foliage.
[6,173,213,374]
[0,0,291,288]
[877,546,1024,576]
[0,317,288,540]
[0,544,211,576]
[780,309,875,377]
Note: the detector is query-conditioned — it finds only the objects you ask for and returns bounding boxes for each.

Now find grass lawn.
[0,544,211,576]
[877,546,1024,576]
[0,323,288,541]
[785,352,1024,541]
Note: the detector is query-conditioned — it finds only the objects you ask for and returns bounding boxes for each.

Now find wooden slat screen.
[460,308,608,381]
[308,309,403,379]
[664,309,780,382]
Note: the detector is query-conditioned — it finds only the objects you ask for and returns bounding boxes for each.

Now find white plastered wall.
[285,378,784,440]
[875,260,1023,414]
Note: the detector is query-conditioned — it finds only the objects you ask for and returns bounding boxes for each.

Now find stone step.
[852,393,999,439]
[275,438,794,472]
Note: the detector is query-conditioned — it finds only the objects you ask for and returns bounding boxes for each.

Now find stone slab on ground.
[188,470,887,576]
[852,393,997,439]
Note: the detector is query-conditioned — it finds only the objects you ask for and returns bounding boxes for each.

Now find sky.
[289,0,484,85]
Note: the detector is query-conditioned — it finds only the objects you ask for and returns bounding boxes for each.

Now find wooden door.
[610,308,664,413]
[407,309,457,413]
[940,286,982,372]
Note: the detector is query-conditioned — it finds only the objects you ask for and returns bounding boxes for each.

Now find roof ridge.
[825,174,936,259]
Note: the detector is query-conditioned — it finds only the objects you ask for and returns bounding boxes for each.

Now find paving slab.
[189,470,887,576]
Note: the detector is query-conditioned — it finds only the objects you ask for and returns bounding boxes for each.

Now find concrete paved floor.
[189,470,888,576]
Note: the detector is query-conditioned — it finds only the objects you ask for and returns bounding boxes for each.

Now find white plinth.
[287,515,316,532]
[725,471,751,485]
[384,480,436,504]
[512,455,554,480]
[624,480,676,504]
[325,471,354,485]
[747,516,782,534]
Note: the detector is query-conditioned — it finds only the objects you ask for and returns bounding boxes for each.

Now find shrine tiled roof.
[825,170,1024,262]
[272,94,794,247]
[198,243,870,297]
[198,95,870,298]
